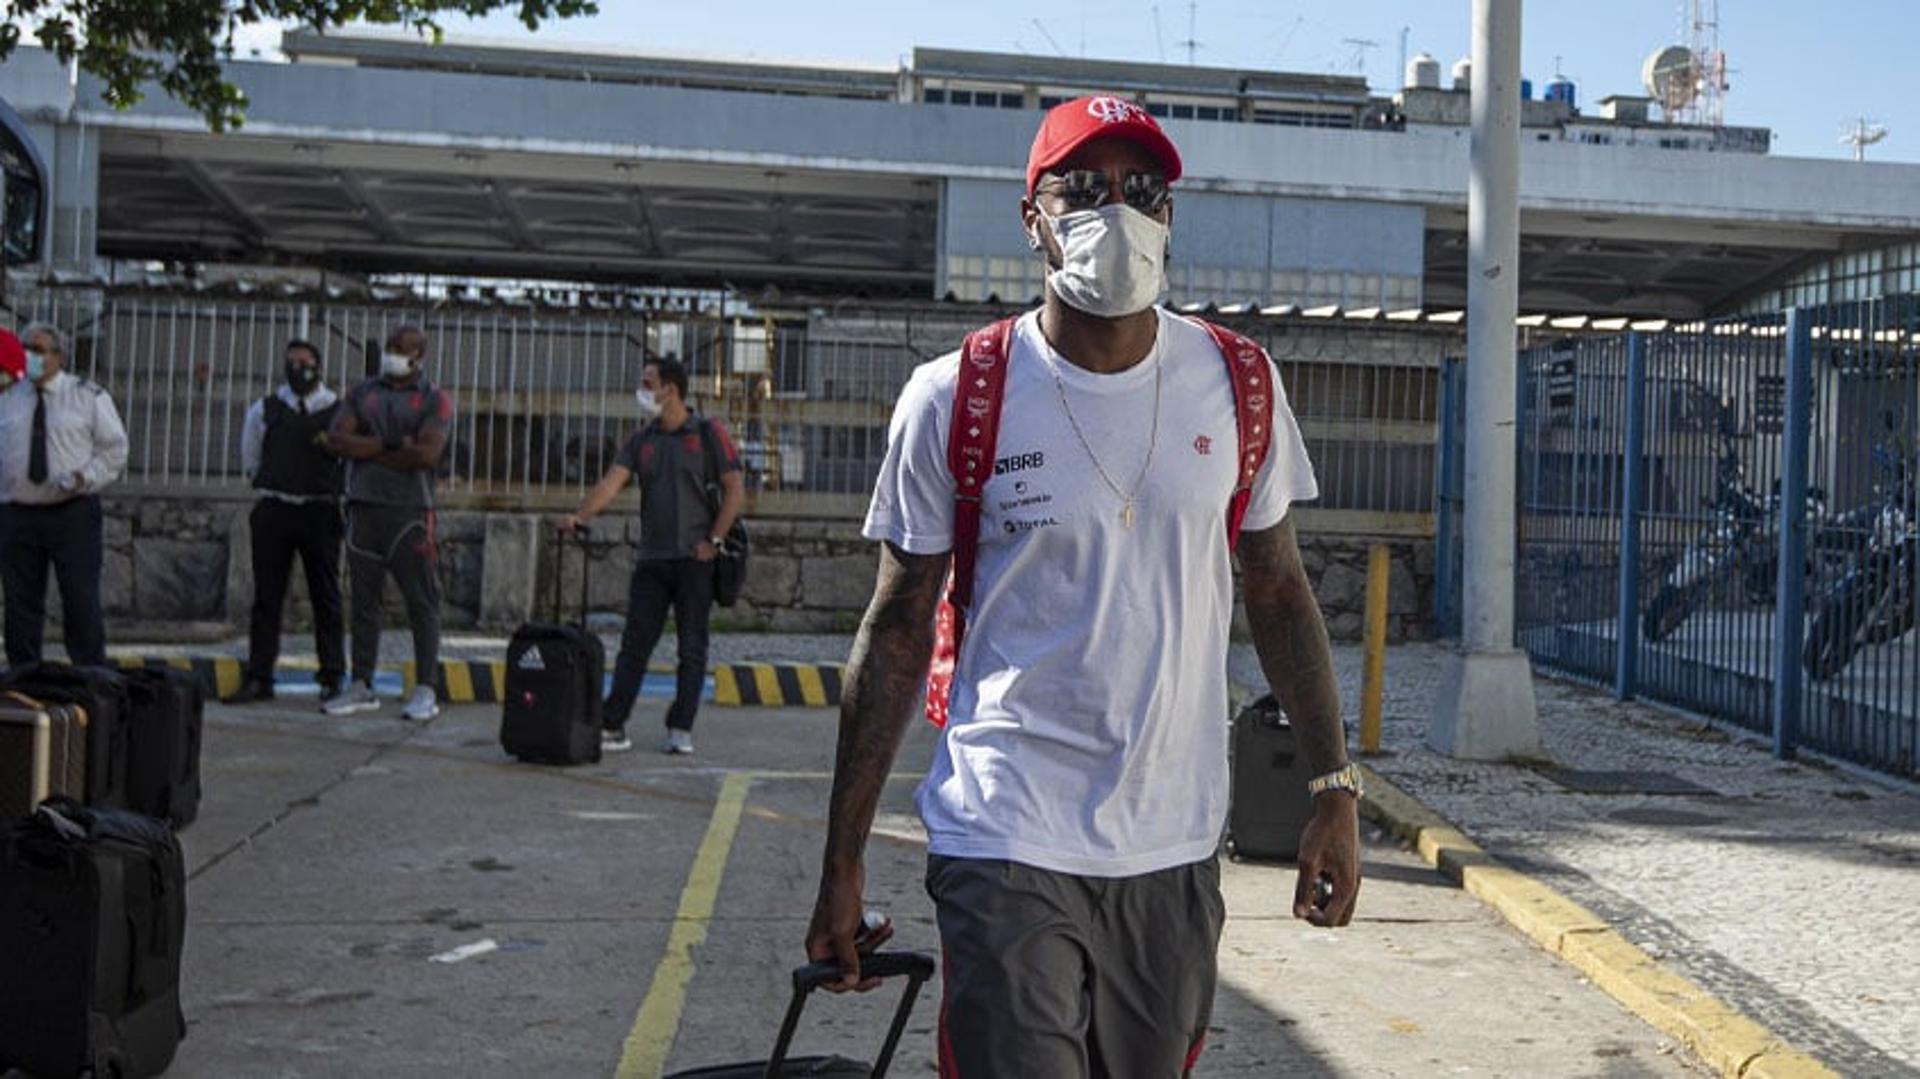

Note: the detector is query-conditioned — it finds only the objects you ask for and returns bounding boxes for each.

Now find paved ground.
[1226,642,1920,1078]
[144,693,1699,1078]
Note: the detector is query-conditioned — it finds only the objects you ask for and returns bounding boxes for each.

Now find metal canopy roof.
[97,133,939,294]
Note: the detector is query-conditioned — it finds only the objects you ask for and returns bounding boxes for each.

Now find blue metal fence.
[1499,300,1920,780]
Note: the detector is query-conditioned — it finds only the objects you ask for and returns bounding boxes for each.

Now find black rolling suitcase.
[1226,692,1317,863]
[0,798,188,1079]
[500,527,604,765]
[667,952,937,1078]
[121,666,206,829]
[0,663,133,810]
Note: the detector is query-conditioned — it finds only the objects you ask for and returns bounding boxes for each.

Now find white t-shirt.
[863,308,1320,877]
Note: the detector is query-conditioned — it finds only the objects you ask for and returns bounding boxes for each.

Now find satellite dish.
[1642,45,1698,114]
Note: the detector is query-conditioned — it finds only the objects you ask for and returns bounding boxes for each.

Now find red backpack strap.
[1197,320,1276,551]
[925,318,1018,728]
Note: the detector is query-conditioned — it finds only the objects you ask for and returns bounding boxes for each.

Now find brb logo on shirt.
[994,451,1045,476]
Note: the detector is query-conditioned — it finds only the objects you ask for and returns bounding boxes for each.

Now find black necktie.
[28,387,48,485]
[298,396,308,416]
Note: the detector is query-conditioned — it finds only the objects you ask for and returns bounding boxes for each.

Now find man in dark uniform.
[0,322,130,668]
[321,326,453,721]
[562,357,745,755]
[227,339,346,704]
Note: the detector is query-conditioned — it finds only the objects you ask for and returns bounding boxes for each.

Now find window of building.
[1145,103,1170,118]
[923,88,945,104]
[1195,106,1221,121]
[999,92,1024,109]
[949,89,972,106]
[1170,104,1195,120]
[1040,95,1067,109]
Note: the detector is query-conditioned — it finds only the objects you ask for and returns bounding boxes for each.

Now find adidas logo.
[516,649,546,671]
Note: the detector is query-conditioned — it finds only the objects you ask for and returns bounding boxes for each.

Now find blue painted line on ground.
[267,668,710,701]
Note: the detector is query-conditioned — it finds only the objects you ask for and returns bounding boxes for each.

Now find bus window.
[0,111,45,264]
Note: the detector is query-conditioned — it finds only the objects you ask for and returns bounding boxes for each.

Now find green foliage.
[0,1,598,131]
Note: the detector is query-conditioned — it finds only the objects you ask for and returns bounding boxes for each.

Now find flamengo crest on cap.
[1087,96,1145,124]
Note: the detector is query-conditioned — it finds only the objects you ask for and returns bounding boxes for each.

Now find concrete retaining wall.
[11,496,1435,643]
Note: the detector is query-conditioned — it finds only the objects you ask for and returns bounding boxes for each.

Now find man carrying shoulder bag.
[562,357,745,755]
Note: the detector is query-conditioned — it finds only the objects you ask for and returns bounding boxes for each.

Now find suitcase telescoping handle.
[550,524,594,629]
[766,951,937,1079]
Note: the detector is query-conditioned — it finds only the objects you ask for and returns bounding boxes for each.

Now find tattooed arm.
[1238,517,1361,928]
[806,541,951,990]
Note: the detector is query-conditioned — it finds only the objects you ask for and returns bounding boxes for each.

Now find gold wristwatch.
[1307,763,1364,800]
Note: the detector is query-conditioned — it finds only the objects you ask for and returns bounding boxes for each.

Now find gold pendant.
[1121,501,1135,529]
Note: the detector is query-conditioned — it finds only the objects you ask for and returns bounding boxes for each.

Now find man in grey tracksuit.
[321,326,454,721]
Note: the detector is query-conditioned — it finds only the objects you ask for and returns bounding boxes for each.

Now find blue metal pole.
[1616,333,1648,699]
[1772,308,1813,760]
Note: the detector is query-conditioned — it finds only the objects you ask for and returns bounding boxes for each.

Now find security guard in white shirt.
[228,339,347,704]
[0,322,130,668]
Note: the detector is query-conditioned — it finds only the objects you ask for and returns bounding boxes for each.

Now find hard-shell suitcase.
[0,691,87,820]
[1226,693,1317,863]
[121,666,206,828]
[666,951,937,1078]
[500,528,604,766]
[0,798,188,1079]
[0,663,133,810]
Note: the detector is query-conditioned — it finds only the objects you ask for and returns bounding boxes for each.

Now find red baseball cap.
[1026,95,1184,195]
[0,329,23,381]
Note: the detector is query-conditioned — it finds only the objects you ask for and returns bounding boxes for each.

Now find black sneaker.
[225,678,275,704]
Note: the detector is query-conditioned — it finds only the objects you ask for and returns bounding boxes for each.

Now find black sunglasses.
[1036,169,1171,215]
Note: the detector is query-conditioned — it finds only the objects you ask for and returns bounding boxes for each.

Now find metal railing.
[9,286,1459,526]
[1502,300,1920,780]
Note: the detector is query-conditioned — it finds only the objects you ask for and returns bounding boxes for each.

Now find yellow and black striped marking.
[402,659,507,703]
[113,654,244,700]
[711,663,843,708]
[110,654,842,708]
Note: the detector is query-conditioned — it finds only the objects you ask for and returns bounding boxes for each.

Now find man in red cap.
[806,96,1360,1076]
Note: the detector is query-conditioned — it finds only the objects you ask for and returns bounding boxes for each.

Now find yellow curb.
[1354,763,1837,1079]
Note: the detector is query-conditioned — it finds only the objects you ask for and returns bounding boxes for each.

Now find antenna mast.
[1177,1,1200,66]
[1341,37,1380,81]
[1681,0,1727,126]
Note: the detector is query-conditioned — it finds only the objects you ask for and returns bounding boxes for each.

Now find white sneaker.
[402,685,440,722]
[601,729,633,753]
[661,729,695,756]
[322,681,380,716]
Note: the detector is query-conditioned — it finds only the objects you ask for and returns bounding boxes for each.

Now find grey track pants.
[925,854,1226,1079]
[345,503,441,687]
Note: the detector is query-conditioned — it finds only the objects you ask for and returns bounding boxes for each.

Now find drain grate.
[1533,768,1717,796]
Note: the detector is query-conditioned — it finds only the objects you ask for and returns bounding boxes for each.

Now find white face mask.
[634,387,662,420]
[1035,203,1170,318]
[380,351,416,379]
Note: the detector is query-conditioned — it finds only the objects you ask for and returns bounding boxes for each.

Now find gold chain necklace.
[1046,337,1162,529]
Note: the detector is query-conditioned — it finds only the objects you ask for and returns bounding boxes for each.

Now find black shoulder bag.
[696,417,749,607]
